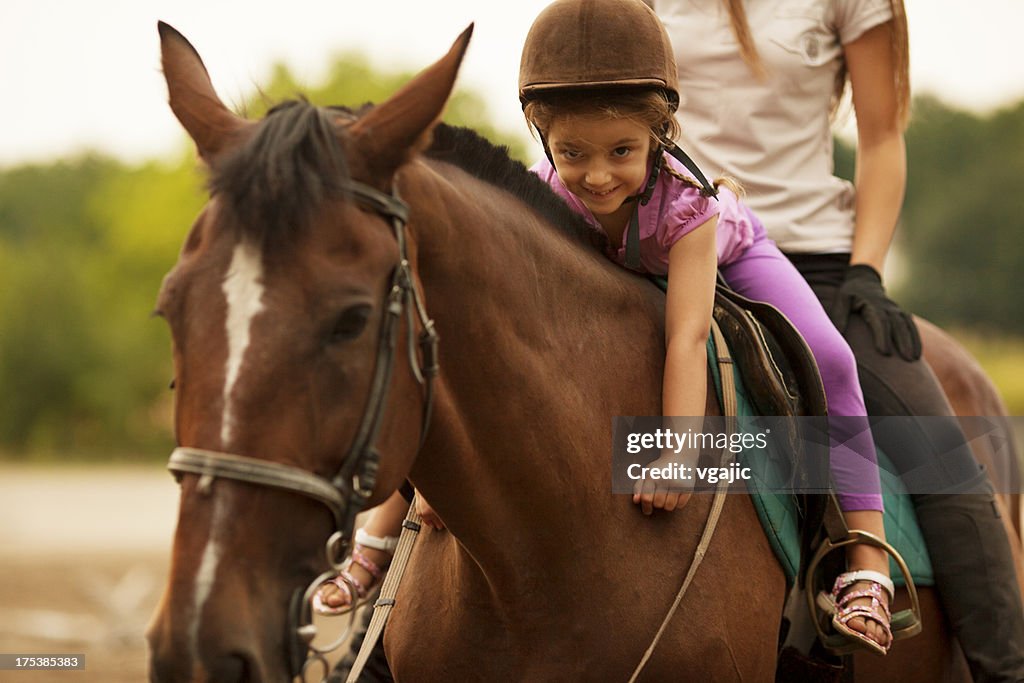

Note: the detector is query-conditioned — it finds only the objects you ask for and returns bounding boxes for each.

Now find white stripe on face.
[220,240,266,448]
[190,489,228,653]
[185,242,264,662]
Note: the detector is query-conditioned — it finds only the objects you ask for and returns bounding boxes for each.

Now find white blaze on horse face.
[190,490,229,652]
[220,240,266,448]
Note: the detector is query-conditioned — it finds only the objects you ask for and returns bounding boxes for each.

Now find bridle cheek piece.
[165,179,438,681]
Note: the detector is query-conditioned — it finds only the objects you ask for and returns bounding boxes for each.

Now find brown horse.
[146,22,1005,683]
[921,321,1024,542]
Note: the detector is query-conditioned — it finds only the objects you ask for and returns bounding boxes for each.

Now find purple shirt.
[530,153,757,275]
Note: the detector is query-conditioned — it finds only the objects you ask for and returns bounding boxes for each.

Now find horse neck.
[401,159,666,574]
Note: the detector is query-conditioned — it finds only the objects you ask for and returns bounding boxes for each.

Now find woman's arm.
[831,20,920,360]
[846,20,906,273]
[634,216,717,514]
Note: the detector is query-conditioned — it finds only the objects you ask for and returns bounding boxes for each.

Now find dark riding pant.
[790,252,1024,683]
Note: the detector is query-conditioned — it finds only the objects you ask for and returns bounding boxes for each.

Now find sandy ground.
[3,435,1020,683]
[0,464,362,683]
[0,464,177,682]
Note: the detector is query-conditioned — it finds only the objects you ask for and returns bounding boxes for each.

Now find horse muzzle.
[148,629,281,683]
[146,583,290,683]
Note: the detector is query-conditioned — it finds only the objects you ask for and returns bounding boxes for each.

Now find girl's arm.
[846,20,905,273]
[663,216,717,417]
[634,215,717,514]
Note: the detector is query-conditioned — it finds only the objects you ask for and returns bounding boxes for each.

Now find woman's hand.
[830,263,921,360]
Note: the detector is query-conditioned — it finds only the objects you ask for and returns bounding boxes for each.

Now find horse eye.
[329,304,372,343]
[168,378,176,390]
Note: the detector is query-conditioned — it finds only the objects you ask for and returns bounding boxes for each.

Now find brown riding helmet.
[518,0,679,109]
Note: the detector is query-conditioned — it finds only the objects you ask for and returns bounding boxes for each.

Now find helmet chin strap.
[536,128,718,271]
[623,146,664,269]
[623,141,718,270]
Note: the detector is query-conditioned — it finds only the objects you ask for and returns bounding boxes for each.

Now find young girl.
[519,0,902,655]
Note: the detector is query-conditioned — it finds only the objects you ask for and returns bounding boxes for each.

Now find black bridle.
[165,179,438,681]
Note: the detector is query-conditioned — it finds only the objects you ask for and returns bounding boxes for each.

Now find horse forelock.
[209,99,355,246]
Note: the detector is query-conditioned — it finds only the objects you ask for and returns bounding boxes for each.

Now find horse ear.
[158,21,251,162]
[349,25,473,183]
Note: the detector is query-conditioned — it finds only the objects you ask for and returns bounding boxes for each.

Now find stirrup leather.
[804,529,923,653]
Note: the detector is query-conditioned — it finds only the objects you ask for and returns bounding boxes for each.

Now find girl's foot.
[827,569,894,655]
[313,532,396,616]
[832,515,893,653]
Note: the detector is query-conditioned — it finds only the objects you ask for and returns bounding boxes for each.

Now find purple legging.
[719,222,883,512]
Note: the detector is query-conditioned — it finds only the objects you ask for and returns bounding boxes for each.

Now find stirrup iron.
[805,529,923,653]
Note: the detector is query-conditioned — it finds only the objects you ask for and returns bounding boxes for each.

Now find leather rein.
[165,179,439,681]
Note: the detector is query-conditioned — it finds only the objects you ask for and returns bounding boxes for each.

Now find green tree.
[900,96,1024,333]
[0,156,131,452]
[0,54,527,459]
[832,96,1024,334]
[247,55,527,159]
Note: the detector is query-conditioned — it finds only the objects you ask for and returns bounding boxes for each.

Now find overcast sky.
[2,0,1023,167]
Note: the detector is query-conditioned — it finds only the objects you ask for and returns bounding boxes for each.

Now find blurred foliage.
[834,95,1024,335]
[955,331,1024,415]
[900,96,1024,334]
[247,54,528,160]
[0,65,1021,458]
[0,55,526,460]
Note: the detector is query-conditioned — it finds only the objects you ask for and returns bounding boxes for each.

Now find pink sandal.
[817,569,894,656]
[312,536,393,616]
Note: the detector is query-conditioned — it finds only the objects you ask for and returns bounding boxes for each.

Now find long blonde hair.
[722,0,910,129]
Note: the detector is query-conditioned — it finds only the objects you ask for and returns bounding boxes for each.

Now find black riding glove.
[829,264,922,361]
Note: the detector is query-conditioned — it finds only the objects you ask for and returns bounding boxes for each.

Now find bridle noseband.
[166,179,438,681]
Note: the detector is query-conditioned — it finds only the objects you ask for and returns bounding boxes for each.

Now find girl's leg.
[317,489,409,611]
[720,233,883,512]
[721,233,891,648]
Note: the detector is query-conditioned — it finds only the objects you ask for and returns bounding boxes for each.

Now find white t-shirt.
[654,0,892,253]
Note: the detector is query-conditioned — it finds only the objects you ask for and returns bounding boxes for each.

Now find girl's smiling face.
[546,115,652,228]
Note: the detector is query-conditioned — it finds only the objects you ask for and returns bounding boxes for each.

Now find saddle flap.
[713,282,827,419]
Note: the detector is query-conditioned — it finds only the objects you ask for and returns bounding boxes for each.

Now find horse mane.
[424,123,607,252]
[209,99,605,253]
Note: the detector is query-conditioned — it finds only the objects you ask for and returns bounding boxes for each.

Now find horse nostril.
[207,654,250,683]
[149,643,258,683]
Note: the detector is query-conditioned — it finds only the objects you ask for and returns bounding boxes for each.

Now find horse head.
[147,22,471,683]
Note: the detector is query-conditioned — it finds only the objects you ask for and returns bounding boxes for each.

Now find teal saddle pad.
[705,333,934,587]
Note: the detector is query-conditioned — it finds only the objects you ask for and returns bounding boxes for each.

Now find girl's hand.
[632,454,694,515]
